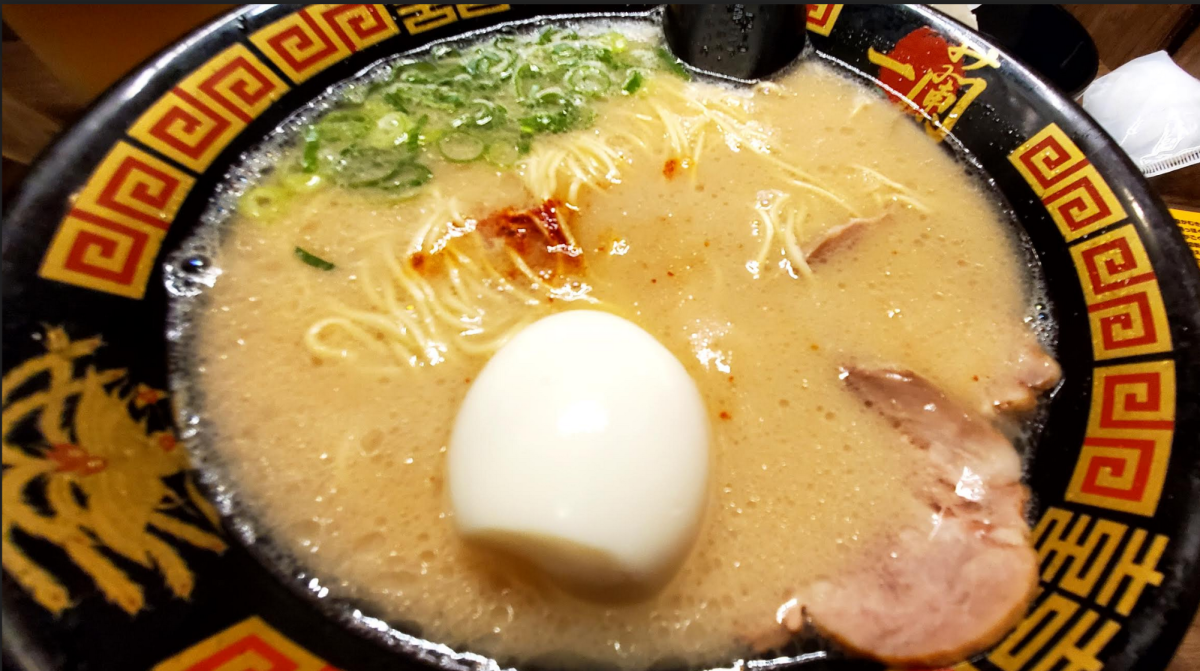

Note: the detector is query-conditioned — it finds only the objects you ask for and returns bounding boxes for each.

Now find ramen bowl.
[3,5,1199,671]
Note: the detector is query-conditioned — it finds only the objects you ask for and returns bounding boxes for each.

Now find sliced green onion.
[361,98,395,120]
[533,88,569,107]
[410,114,430,149]
[301,125,320,173]
[394,61,438,84]
[521,90,585,134]
[241,186,290,220]
[316,111,371,143]
[282,172,323,192]
[467,48,516,78]
[422,87,466,111]
[584,45,622,69]
[379,162,433,191]
[622,70,645,95]
[566,64,611,96]
[256,30,671,202]
[458,99,505,129]
[430,44,459,61]
[381,85,412,113]
[437,131,486,162]
[514,63,543,100]
[550,42,581,65]
[335,147,412,187]
[484,141,521,168]
[365,111,413,148]
[295,246,335,270]
[655,46,692,81]
[599,32,628,53]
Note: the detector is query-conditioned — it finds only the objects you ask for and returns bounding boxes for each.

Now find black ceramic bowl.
[4,5,1199,671]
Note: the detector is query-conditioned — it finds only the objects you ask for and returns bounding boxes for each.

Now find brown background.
[1,4,1198,669]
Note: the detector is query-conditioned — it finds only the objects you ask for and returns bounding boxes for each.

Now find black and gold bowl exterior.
[3,5,1199,671]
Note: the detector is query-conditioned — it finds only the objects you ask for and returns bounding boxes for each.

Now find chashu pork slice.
[761,367,1039,668]
[985,336,1062,415]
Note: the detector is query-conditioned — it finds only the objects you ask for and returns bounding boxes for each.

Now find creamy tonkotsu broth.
[185,20,1050,669]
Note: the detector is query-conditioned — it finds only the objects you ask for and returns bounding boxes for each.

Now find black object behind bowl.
[663,4,807,79]
[974,4,1100,98]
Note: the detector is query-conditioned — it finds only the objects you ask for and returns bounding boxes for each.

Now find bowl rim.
[3,5,1200,671]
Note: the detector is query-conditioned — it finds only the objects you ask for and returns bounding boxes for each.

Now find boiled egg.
[447,310,710,598]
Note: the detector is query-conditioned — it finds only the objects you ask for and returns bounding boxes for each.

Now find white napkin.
[1083,51,1200,176]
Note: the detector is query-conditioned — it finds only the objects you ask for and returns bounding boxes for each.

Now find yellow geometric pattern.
[454,4,510,20]
[39,141,194,299]
[153,616,337,671]
[1009,125,1089,198]
[1005,506,1171,671]
[1065,360,1175,516]
[129,43,288,171]
[1033,507,1169,612]
[988,591,1120,671]
[1009,124,1127,241]
[395,4,460,33]
[251,5,399,83]
[805,5,843,36]
[39,207,163,300]
[1069,226,1172,360]
[392,4,510,34]
[74,142,196,232]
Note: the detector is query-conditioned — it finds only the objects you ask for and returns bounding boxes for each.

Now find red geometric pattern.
[1009,124,1127,241]
[185,634,297,671]
[263,11,339,74]
[1013,132,1087,195]
[93,155,186,230]
[1070,225,1172,360]
[1078,235,1156,297]
[1067,360,1175,516]
[58,209,151,286]
[1089,293,1164,352]
[152,617,338,671]
[1078,436,1157,502]
[1042,166,1122,236]
[146,89,232,163]
[251,5,398,83]
[805,4,843,36]
[129,44,287,172]
[39,142,191,299]
[1096,372,1175,432]
[196,55,283,123]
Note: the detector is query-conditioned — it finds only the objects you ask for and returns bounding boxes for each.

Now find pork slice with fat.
[985,336,1062,415]
[804,213,890,265]
[748,367,1039,667]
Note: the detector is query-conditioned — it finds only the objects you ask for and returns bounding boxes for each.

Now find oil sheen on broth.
[193,24,1045,668]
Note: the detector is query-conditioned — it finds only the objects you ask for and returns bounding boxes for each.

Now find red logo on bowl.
[868,27,1000,141]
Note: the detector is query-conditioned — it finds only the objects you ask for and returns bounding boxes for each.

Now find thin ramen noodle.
[175,18,1056,670]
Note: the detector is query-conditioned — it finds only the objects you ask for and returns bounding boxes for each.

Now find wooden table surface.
[1171,622,1200,671]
